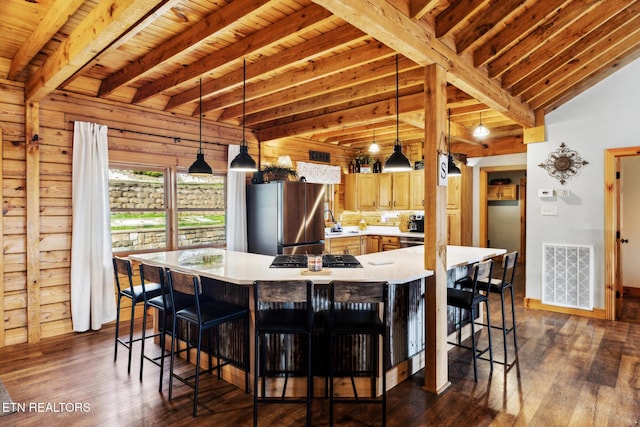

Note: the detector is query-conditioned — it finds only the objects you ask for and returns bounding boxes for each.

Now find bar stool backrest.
[255,280,312,304]
[332,282,387,305]
[140,263,167,303]
[168,270,201,296]
[113,256,134,294]
[167,270,202,321]
[501,252,519,288]
[254,280,314,327]
[472,260,494,293]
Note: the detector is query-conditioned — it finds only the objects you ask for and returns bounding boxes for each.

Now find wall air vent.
[542,243,593,310]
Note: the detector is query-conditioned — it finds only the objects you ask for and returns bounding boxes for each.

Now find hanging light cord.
[242,59,246,146]
[395,54,399,145]
[448,108,451,153]
[198,78,203,154]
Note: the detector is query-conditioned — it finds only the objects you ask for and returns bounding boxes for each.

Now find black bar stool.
[112,256,162,374]
[328,281,389,427]
[167,269,250,417]
[447,259,494,382]
[253,280,314,427]
[139,262,193,389]
[476,251,519,367]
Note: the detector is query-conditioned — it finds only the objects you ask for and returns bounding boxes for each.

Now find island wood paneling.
[0,79,359,346]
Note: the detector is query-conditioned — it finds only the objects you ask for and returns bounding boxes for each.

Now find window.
[110,168,168,252]
[109,167,227,253]
[176,172,226,248]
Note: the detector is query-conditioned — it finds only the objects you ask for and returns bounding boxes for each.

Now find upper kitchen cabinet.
[379,172,410,210]
[345,172,410,211]
[345,173,379,210]
[447,166,472,246]
[410,170,424,210]
[487,184,518,200]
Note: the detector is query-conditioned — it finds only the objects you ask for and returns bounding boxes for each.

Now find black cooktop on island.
[269,254,363,268]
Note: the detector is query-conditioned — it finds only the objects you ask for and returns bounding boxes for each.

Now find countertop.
[129,245,505,286]
[324,225,424,239]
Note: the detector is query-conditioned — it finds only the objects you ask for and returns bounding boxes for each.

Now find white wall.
[526,57,640,308]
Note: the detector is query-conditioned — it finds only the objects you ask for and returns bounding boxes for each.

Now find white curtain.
[70,121,117,332]
[226,145,248,251]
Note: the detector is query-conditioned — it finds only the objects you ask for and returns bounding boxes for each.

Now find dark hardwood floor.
[2,265,640,426]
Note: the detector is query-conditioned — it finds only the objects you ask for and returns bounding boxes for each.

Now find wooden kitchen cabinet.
[345,172,410,211]
[410,170,424,210]
[357,174,379,210]
[391,172,410,209]
[447,175,461,209]
[326,236,361,255]
[446,166,472,246]
[368,235,380,253]
[378,172,410,210]
[487,184,518,200]
[344,173,378,210]
[379,236,400,251]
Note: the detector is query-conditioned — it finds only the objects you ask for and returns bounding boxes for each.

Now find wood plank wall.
[0,79,356,346]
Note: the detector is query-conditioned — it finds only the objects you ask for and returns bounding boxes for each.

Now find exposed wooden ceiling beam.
[257,92,424,141]
[167,25,368,112]
[211,43,397,120]
[409,0,438,20]
[98,0,272,98]
[510,1,640,96]
[530,26,640,111]
[454,0,528,54]
[473,0,570,67]
[132,4,334,104]
[243,59,421,127]
[436,0,485,38]
[8,0,85,80]
[313,0,535,128]
[503,0,635,91]
[25,0,163,102]
[487,0,601,78]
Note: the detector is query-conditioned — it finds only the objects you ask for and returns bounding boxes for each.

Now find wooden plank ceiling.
[2,0,640,156]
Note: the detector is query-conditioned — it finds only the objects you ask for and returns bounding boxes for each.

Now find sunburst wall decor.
[538,143,588,185]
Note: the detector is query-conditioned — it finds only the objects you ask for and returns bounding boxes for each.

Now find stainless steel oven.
[400,236,425,248]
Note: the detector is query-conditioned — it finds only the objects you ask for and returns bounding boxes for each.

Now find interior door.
[620,156,640,295]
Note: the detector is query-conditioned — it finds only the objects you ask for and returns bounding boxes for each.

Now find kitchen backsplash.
[337,210,424,229]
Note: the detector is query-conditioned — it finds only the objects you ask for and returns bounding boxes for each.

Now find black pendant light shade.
[384,54,412,172]
[230,59,257,172]
[189,152,213,175]
[189,78,213,176]
[385,143,412,171]
[447,108,461,177]
[447,154,461,176]
[229,144,257,171]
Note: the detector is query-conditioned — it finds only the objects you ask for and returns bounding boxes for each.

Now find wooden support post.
[423,64,449,393]
[26,102,41,343]
[0,129,4,347]
[524,109,546,144]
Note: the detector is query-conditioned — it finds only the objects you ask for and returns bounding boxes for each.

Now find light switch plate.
[541,204,557,216]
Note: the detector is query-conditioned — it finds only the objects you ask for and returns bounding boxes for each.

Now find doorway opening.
[604,147,640,321]
[479,165,527,262]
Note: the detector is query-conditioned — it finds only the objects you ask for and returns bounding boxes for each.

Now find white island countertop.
[129,245,505,286]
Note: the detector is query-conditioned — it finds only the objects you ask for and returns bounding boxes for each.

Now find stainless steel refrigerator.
[246,181,325,255]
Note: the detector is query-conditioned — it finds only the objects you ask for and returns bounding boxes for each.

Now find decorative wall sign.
[538,142,588,185]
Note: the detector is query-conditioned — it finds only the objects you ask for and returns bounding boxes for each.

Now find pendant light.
[368,130,380,153]
[188,78,213,175]
[384,54,412,172]
[473,110,490,138]
[229,59,257,172]
[447,108,461,177]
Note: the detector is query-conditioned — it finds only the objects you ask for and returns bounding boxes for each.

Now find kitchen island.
[130,244,504,395]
